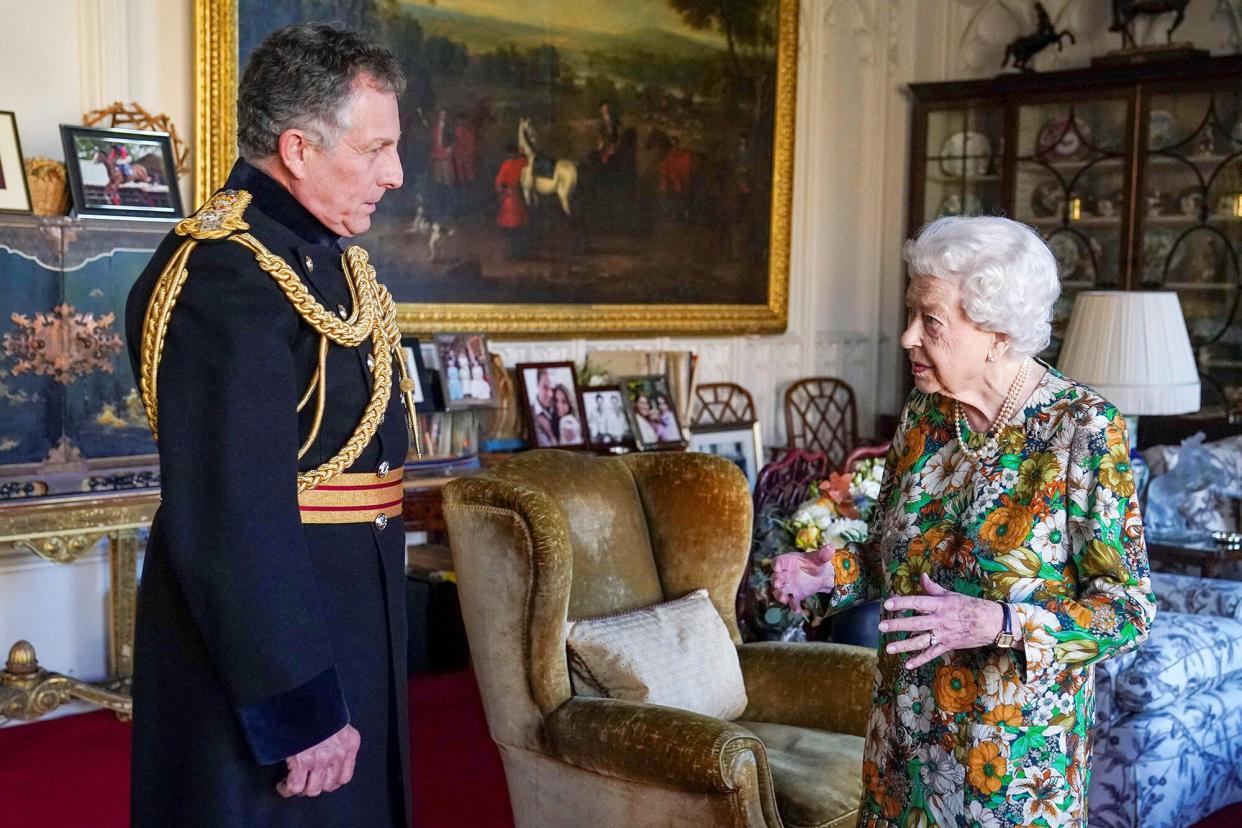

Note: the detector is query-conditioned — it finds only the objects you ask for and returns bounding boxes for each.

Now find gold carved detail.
[3,304,124,384]
[192,0,797,337]
[1,641,131,722]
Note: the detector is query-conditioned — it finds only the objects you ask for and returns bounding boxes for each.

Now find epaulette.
[174,189,252,240]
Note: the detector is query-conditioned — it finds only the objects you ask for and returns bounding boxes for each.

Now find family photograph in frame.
[434,333,497,409]
[60,125,182,220]
[689,421,763,490]
[620,374,685,450]
[196,0,795,336]
[516,362,587,449]
[0,111,31,214]
[582,385,633,449]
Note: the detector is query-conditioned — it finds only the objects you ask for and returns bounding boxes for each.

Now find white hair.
[903,216,1061,357]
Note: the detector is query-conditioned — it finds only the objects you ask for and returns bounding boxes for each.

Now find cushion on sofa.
[738,720,864,828]
[1115,610,1242,714]
[566,588,748,719]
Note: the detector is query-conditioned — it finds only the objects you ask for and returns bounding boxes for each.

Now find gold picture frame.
[194,0,796,337]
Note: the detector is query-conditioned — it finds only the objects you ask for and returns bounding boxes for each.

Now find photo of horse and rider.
[65,130,175,212]
[239,0,782,308]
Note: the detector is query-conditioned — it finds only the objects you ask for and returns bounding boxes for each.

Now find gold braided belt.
[138,189,423,496]
[297,468,405,525]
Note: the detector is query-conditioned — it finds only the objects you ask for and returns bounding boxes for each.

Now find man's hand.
[276,724,360,798]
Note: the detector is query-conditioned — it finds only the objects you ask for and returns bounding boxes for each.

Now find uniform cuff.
[236,666,349,765]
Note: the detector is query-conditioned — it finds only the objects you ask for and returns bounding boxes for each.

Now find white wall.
[1,0,1239,719]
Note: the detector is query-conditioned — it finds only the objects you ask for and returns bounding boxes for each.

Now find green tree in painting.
[668,0,776,81]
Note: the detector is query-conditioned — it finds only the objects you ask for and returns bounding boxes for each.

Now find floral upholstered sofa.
[1088,570,1242,828]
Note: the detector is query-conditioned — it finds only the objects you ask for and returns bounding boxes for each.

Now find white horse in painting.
[517,117,577,217]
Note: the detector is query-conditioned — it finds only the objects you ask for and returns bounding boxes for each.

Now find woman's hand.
[879,573,1006,669]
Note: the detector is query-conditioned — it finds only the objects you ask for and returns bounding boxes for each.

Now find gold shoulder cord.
[139,190,423,493]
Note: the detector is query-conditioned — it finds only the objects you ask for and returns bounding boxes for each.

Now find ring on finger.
[928,631,939,648]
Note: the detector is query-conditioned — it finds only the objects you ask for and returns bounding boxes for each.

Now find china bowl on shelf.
[1141,229,1185,286]
[938,131,991,177]
[1148,109,1178,151]
[1036,116,1092,161]
[1178,187,1205,217]
[1030,180,1066,218]
[1094,190,1122,219]
[937,192,983,217]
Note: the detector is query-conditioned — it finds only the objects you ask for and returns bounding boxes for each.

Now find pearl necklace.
[954,358,1031,463]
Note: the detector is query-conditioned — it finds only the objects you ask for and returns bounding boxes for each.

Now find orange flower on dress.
[833,549,861,586]
[1066,602,1094,629]
[978,499,1034,554]
[982,703,1023,727]
[863,760,883,796]
[897,428,926,474]
[880,793,903,819]
[966,741,1007,795]
[909,526,948,562]
[932,664,977,714]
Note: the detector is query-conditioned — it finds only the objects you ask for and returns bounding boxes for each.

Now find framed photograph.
[0,111,31,214]
[400,337,435,413]
[516,362,588,449]
[620,375,686,450]
[582,385,634,450]
[195,0,797,336]
[60,125,182,220]
[433,333,497,409]
[689,421,763,490]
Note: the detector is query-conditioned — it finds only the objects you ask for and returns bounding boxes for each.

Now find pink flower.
[771,546,837,611]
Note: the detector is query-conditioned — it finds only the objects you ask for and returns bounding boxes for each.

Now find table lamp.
[1056,291,1201,495]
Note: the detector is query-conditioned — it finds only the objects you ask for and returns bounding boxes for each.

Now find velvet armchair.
[442,449,876,827]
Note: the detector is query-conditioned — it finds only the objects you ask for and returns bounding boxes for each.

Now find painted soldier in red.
[494,145,528,259]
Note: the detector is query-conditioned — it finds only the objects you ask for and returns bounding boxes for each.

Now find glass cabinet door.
[1013,98,1130,362]
[922,106,1005,221]
[1140,90,1242,409]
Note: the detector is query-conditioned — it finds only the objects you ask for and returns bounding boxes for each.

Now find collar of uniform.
[224,159,343,250]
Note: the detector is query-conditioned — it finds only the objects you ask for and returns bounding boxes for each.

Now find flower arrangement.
[742,458,885,640]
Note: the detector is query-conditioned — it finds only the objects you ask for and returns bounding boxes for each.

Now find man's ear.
[276,130,312,181]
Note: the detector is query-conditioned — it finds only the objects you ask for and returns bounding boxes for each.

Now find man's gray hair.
[237,23,406,161]
[903,216,1062,357]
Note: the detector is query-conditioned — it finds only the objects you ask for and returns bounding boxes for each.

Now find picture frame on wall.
[689,421,763,490]
[400,337,435,413]
[433,333,497,410]
[582,385,634,450]
[620,375,686,450]
[0,111,32,215]
[60,125,183,220]
[195,0,797,337]
[516,362,588,449]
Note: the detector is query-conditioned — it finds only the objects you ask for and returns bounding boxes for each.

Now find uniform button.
[367,354,375,370]
[304,256,314,272]
[374,513,388,531]
[377,461,391,477]
[337,304,348,319]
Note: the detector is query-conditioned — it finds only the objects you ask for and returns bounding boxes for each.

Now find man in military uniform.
[124,23,417,826]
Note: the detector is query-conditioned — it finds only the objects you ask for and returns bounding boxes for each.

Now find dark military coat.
[124,160,411,827]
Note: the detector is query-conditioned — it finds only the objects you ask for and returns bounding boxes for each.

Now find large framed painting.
[195,0,796,336]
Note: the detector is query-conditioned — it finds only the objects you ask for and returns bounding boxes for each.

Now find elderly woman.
[825,216,1155,827]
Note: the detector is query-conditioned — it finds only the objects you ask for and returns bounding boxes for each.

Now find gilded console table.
[0,489,158,722]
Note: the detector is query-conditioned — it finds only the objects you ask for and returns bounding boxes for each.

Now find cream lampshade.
[1056,291,1200,416]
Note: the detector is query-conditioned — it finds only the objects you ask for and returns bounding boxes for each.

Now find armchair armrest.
[545,696,768,795]
[1152,571,1242,620]
[737,641,876,737]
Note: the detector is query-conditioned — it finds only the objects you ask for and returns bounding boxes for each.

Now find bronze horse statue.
[1001,2,1075,72]
[1109,0,1192,49]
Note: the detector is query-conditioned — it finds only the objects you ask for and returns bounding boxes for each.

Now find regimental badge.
[175,190,252,240]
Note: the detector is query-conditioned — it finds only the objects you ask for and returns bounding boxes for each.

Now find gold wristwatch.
[994,602,1014,648]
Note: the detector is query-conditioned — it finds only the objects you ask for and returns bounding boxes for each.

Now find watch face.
[996,632,1015,648]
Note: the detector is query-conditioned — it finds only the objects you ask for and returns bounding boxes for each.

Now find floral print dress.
[831,367,1156,828]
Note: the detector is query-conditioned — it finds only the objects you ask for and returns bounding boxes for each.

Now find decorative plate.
[1030,180,1066,218]
[1141,229,1185,286]
[937,192,983,217]
[1148,109,1178,151]
[938,131,991,178]
[1036,116,1092,161]
[1048,233,1081,279]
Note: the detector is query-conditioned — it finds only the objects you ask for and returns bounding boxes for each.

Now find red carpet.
[0,670,512,827]
[2,673,1240,827]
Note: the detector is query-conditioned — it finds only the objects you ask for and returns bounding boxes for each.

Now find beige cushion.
[566,589,748,719]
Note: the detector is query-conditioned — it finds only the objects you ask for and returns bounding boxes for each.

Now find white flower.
[823,518,869,546]
[897,685,933,734]
[922,443,970,496]
[858,478,881,501]
[1012,767,1068,827]
[963,800,1001,828]
[1092,488,1121,524]
[980,661,1023,707]
[920,743,964,795]
[1030,515,1068,563]
[792,501,837,529]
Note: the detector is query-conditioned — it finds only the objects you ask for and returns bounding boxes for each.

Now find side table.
[1148,536,1242,579]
